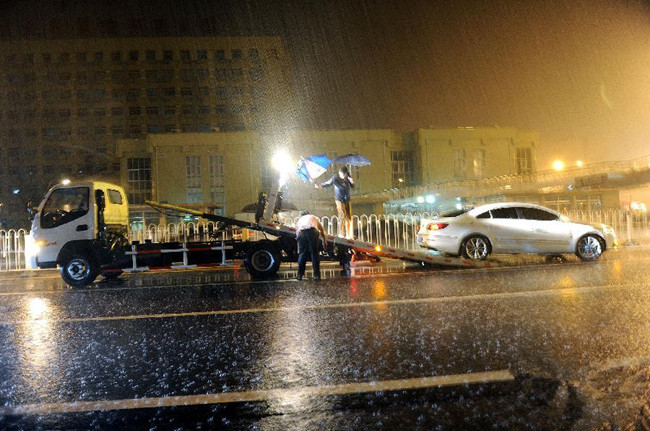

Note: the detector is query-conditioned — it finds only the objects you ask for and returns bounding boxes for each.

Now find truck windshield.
[41,187,90,229]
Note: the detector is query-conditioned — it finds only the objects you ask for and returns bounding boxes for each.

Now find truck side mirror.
[26,200,37,221]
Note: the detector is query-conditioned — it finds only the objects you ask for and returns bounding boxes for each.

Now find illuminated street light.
[61,178,71,185]
[552,160,565,171]
[416,196,425,204]
[576,160,584,168]
[425,195,436,204]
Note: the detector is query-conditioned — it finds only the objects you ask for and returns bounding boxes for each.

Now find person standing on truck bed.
[316,166,355,239]
[295,211,328,280]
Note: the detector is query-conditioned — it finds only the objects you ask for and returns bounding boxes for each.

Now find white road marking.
[0,369,514,416]
[0,282,646,326]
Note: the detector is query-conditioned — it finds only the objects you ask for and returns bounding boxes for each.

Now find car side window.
[476,211,491,219]
[490,208,519,219]
[519,207,559,221]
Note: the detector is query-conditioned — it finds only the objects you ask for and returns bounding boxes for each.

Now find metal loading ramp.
[146,201,495,270]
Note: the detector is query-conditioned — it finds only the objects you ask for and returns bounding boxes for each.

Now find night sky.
[3,0,649,167]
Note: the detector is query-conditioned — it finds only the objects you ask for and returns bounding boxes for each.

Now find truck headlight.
[25,236,46,269]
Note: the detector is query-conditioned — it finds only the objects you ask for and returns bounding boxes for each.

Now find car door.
[478,207,530,253]
[518,207,572,253]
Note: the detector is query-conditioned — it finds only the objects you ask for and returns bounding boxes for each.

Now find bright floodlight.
[61,178,71,185]
[416,196,425,204]
[425,195,436,204]
[552,160,565,171]
[272,150,293,187]
[576,160,584,167]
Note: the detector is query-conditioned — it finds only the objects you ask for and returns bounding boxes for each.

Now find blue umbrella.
[331,153,371,166]
[296,154,332,182]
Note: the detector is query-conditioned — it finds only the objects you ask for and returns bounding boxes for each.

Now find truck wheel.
[59,252,99,287]
[244,242,281,279]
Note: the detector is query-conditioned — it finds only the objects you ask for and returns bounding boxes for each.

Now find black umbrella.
[331,153,371,166]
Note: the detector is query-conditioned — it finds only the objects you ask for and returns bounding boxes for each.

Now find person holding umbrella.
[316,166,355,239]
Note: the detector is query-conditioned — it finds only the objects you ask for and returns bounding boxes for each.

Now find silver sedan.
[417,202,616,261]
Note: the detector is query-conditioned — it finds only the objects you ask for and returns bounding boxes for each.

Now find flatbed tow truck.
[27,181,494,287]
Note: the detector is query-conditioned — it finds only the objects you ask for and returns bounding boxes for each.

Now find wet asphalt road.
[0,247,649,430]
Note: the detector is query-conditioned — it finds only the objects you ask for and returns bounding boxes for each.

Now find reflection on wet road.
[0,246,649,429]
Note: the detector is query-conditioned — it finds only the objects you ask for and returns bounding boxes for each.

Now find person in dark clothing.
[295,211,328,280]
[317,166,355,238]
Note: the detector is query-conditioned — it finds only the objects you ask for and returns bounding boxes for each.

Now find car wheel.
[244,242,281,279]
[575,234,603,261]
[461,235,491,260]
[59,252,99,287]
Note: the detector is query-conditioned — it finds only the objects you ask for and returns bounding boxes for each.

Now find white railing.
[3,210,649,271]
[0,229,28,271]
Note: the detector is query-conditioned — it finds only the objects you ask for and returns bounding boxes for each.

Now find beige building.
[116,126,541,222]
[0,36,294,227]
[415,127,539,184]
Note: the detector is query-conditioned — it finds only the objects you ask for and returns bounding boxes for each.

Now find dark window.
[231,49,242,60]
[215,50,225,61]
[490,208,519,219]
[249,68,262,81]
[129,50,139,61]
[146,50,156,62]
[163,50,173,62]
[197,50,208,61]
[519,207,558,221]
[111,51,122,63]
[476,211,491,219]
[147,88,160,99]
[231,68,243,81]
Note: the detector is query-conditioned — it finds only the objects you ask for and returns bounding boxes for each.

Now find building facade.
[414,127,539,184]
[115,126,541,224]
[0,36,294,227]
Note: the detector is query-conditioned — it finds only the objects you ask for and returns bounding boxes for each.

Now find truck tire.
[59,252,99,287]
[243,242,281,279]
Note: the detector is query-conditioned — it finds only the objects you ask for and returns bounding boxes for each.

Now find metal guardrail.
[0,229,28,271]
[2,209,648,272]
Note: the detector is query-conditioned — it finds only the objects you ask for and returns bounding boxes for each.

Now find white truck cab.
[29,181,129,286]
